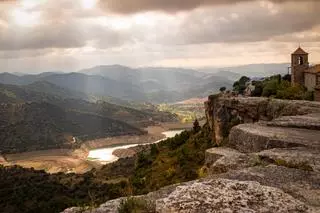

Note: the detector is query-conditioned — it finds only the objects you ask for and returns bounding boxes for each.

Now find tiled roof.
[304,64,320,74]
[292,47,308,55]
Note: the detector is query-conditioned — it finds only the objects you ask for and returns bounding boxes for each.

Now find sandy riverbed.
[1,123,191,174]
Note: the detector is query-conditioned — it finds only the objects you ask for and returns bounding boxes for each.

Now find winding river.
[87,130,184,164]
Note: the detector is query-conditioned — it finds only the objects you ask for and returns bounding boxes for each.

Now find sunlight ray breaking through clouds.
[0,0,319,73]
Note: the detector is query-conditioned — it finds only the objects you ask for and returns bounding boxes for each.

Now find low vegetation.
[0,124,214,213]
[131,124,213,194]
[233,74,314,101]
[118,197,156,213]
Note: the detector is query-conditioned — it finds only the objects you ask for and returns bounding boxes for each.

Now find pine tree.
[193,119,200,133]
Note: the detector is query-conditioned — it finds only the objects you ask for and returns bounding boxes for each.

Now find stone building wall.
[304,72,316,91]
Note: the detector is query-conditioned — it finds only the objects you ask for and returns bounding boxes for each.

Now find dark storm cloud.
[99,0,315,14]
[160,2,320,44]
[0,20,130,51]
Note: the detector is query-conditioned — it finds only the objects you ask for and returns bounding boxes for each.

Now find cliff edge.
[63,96,320,213]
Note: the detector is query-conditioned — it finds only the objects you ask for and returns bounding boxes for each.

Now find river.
[87,130,184,164]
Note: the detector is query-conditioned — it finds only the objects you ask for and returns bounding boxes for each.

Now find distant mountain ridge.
[0,63,290,103]
[199,63,290,78]
[0,66,232,103]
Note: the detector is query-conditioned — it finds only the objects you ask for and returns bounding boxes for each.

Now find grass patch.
[274,159,313,171]
[118,197,156,213]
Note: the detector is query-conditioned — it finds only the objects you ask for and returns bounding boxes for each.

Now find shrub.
[118,197,156,213]
[233,76,250,94]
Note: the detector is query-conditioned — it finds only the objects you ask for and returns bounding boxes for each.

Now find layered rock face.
[205,96,320,144]
[205,97,320,212]
[63,97,320,213]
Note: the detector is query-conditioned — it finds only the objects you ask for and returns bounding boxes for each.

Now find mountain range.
[1,63,290,103]
[0,63,289,153]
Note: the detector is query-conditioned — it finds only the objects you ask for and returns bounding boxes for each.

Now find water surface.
[87,130,184,164]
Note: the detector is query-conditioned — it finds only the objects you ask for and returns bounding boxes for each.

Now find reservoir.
[87,130,184,164]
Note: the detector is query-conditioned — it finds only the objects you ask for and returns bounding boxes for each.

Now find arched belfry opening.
[298,56,304,65]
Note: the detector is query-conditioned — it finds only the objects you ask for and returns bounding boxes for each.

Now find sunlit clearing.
[11,9,40,26]
[81,0,97,9]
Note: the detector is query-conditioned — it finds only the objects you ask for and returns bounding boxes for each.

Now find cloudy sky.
[0,0,320,73]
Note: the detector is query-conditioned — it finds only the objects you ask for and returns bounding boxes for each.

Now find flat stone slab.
[257,147,320,172]
[217,165,320,209]
[229,124,320,153]
[265,113,320,130]
[156,178,312,213]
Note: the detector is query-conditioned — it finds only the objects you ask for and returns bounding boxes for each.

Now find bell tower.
[291,47,309,85]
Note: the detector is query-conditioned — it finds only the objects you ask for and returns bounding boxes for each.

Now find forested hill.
[0,83,177,154]
[0,82,176,125]
[0,102,144,154]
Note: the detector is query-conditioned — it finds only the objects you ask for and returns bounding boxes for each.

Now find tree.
[219,87,226,93]
[193,119,201,133]
[233,76,250,94]
[251,81,263,97]
[282,74,291,82]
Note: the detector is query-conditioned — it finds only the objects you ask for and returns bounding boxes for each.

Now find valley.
[0,123,192,174]
[1,0,319,211]
[0,64,305,213]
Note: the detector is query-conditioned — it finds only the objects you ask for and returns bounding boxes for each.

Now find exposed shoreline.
[1,122,192,174]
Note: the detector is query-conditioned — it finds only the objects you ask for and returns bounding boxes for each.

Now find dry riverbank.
[1,122,191,174]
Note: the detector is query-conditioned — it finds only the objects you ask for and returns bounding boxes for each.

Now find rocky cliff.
[205,96,320,144]
[63,96,320,213]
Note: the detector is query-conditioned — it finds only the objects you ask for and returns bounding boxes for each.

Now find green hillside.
[0,102,144,154]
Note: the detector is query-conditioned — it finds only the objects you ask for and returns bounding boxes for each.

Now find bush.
[118,197,156,213]
[219,87,226,92]
[245,74,313,101]
[233,76,250,94]
[262,79,279,97]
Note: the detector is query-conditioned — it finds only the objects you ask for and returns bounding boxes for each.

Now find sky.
[0,0,320,73]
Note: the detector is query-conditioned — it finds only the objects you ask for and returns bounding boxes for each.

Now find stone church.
[291,47,320,101]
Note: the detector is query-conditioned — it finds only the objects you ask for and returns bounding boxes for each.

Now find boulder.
[217,166,320,209]
[156,178,311,213]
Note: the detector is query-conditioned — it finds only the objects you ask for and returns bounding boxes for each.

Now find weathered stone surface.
[63,178,313,213]
[217,166,320,209]
[265,113,320,130]
[229,123,320,153]
[257,147,320,172]
[205,96,320,144]
[156,178,311,213]
[205,148,254,174]
[62,198,125,213]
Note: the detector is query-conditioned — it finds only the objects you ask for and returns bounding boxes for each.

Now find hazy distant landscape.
[0,62,291,156]
[0,63,289,103]
[1,0,319,212]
